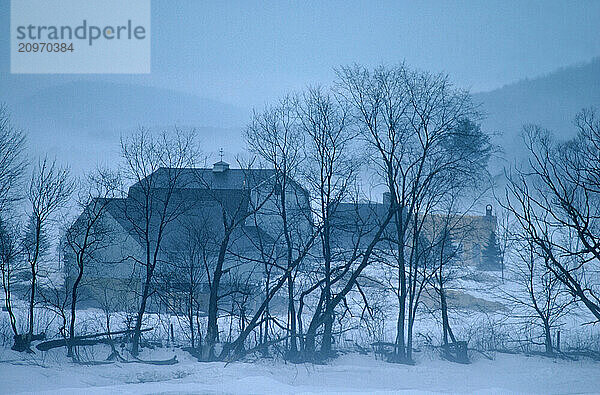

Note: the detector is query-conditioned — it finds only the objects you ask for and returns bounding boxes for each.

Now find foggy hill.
[12,81,248,131]
[2,58,599,174]
[2,80,249,173]
[474,57,600,164]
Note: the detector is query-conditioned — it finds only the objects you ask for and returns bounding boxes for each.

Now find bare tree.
[503,234,574,355]
[245,98,309,359]
[38,265,70,352]
[157,219,210,350]
[0,105,27,348]
[120,127,198,356]
[431,223,459,349]
[424,197,487,362]
[244,205,281,355]
[0,104,26,215]
[193,159,277,360]
[0,218,20,340]
[295,86,359,358]
[504,111,600,323]
[21,157,73,349]
[219,232,318,361]
[336,64,489,362]
[63,169,121,357]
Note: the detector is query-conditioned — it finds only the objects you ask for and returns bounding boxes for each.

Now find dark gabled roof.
[228,225,277,256]
[101,195,276,262]
[330,201,388,249]
[101,197,130,234]
[128,167,310,204]
[130,167,277,191]
[102,188,251,248]
[71,166,310,267]
[332,201,387,228]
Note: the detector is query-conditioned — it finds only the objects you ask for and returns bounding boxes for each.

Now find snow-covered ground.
[2,263,599,394]
[1,346,599,394]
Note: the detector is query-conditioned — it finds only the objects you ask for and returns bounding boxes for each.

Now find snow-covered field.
[1,264,599,394]
[1,346,599,394]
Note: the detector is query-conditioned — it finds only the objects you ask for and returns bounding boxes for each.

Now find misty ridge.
[474,57,600,163]
[1,59,600,394]
[1,57,599,175]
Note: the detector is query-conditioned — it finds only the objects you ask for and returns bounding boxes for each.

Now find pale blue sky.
[1,0,599,110]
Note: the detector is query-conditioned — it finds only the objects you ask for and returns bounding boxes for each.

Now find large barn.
[63,160,312,312]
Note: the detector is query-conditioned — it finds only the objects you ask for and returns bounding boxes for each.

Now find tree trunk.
[322,311,333,355]
[321,219,333,356]
[189,293,195,349]
[303,287,326,361]
[132,273,152,356]
[439,277,456,346]
[280,181,298,359]
[1,264,18,337]
[28,223,42,337]
[394,204,407,361]
[395,259,407,360]
[205,277,220,359]
[28,263,36,336]
[205,229,231,360]
[262,271,270,353]
[68,263,84,357]
[543,321,553,355]
[287,274,297,356]
[406,311,414,362]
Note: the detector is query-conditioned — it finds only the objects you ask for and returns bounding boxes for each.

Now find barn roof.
[129,167,276,191]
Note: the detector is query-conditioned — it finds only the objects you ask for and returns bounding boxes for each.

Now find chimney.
[212,161,229,173]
